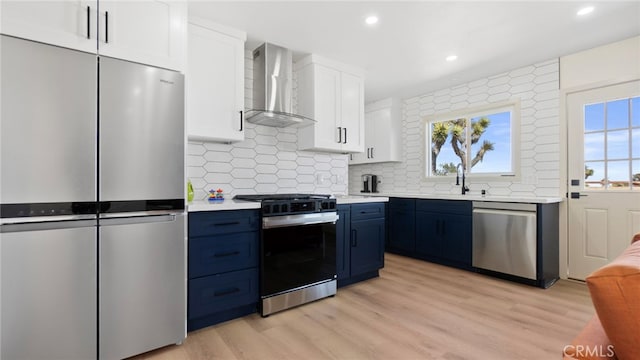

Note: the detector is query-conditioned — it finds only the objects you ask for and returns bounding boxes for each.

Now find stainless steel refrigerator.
[0,35,186,360]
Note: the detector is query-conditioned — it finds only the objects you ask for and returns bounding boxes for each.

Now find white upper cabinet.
[296,55,364,153]
[1,1,98,54]
[0,0,186,71]
[349,98,402,165]
[186,18,245,143]
[98,1,186,71]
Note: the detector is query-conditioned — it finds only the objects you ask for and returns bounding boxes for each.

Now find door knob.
[570,192,588,199]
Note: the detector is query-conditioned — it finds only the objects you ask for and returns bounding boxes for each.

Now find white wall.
[349,59,561,198]
[186,50,349,200]
[560,36,640,90]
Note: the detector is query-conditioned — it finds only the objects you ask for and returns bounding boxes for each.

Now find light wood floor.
[133,253,594,360]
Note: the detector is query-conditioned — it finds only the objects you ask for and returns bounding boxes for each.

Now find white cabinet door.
[349,98,402,165]
[0,0,98,54]
[312,64,342,150]
[186,19,245,143]
[340,72,364,152]
[349,110,375,164]
[297,55,365,153]
[0,1,186,71]
[98,1,186,71]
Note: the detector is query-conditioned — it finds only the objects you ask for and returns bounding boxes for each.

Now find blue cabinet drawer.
[189,210,259,237]
[189,232,258,278]
[415,199,471,215]
[188,268,258,319]
[351,203,385,221]
[389,198,415,211]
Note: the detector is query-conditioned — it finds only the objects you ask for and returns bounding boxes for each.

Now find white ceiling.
[189,1,640,103]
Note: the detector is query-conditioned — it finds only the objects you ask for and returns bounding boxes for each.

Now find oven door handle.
[262,212,339,229]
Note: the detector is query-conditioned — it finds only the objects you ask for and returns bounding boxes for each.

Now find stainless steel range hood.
[245,43,315,128]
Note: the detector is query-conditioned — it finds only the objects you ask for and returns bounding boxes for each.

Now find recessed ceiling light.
[365,15,378,25]
[577,6,594,16]
[446,55,458,62]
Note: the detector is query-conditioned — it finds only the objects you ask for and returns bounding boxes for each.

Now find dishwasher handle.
[473,201,536,212]
[473,208,536,218]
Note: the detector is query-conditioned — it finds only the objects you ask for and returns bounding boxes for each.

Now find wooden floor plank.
[133,253,593,360]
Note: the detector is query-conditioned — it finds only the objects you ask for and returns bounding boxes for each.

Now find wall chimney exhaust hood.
[245,43,316,128]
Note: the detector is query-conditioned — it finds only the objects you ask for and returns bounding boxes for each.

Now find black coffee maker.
[361,174,379,193]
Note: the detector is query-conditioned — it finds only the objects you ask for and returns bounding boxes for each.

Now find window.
[425,101,518,178]
[583,96,640,190]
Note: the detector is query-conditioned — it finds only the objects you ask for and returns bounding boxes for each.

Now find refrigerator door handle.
[0,214,97,226]
[0,219,97,233]
[100,210,182,219]
[99,213,178,226]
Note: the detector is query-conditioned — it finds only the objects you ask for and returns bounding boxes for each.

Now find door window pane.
[632,97,640,127]
[633,129,640,158]
[633,160,640,190]
[607,160,630,189]
[607,129,629,160]
[585,103,604,132]
[584,132,605,161]
[607,99,629,130]
[584,161,604,189]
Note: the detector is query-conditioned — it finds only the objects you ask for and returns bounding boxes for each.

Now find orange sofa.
[563,233,640,360]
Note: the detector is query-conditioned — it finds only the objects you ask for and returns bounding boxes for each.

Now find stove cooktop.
[233,193,332,202]
[233,194,336,216]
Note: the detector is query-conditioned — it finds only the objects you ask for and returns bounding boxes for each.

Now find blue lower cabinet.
[415,205,472,269]
[188,210,259,332]
[390,199,472,270]
[336,205,351,281]
[350,217,385,277]
[337,203,386,287]
[188,268,258,319]
[189,232,258,278]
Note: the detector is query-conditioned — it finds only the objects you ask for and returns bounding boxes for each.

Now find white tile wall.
[349,59,561,198]
[187,50,349,200]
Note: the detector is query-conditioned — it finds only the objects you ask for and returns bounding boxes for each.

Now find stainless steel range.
[233,194,338,316]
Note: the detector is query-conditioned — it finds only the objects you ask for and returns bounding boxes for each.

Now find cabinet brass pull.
[371,147,374,158]
[239,110,243,131]
[337,127,342,143]
[343,128,347,144]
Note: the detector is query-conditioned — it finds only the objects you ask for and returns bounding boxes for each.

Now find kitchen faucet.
[456,163,470,195]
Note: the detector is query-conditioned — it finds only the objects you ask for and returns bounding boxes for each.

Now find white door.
[567,80,640,280]
[98,1,186,71]
[0,0,98,54]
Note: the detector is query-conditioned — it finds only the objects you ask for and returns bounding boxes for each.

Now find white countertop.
[362,192,563,204]
[188,196,390,212]
[335,196,389,204]
[187,199,261,212]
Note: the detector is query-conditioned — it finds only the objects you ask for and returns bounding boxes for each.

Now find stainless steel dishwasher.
[472,202,537,280]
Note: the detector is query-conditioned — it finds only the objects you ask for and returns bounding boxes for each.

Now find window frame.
[423,99,521,181]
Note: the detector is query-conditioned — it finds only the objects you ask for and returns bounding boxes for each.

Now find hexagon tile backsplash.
[187,124,348,201]
[349,58,561,198]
